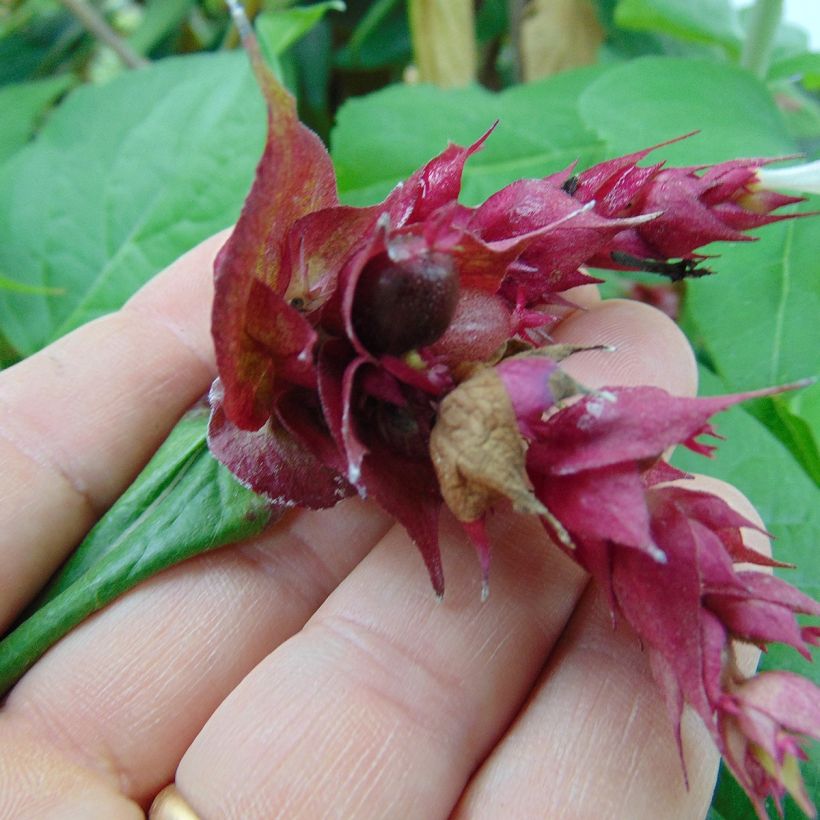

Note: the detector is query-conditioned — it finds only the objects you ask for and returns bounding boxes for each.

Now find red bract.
[209,23,817,816]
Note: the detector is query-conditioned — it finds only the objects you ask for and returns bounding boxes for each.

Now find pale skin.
[0,232,769,819]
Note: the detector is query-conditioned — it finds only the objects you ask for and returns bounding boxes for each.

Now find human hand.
[0,232,768,819]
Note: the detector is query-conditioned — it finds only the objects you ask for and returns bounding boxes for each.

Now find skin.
[0,233,770,819]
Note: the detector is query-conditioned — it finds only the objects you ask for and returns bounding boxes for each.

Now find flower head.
[208,17,818,815]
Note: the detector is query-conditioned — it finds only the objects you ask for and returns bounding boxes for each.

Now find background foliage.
[0,1,817,816]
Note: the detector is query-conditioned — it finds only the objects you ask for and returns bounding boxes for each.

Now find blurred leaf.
[614,0,743,56]
[335,0,411,70]
[0,407,273,697]
[333,65,608,205]
[127,0,196,56]
[255,0,345,58]
[673,367,819,819]
[0,52,266,357]
[0,8,82,84]
[0,74,73,166]
[476,0,507,42]
[770,51,820,90]
[344,0,401,55]
[578,56,795,162]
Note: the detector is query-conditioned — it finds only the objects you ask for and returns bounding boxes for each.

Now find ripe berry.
[352,251,459,355]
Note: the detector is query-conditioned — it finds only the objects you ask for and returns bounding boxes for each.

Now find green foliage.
[614,0,744,56]
[334,66,608,206]
[255,0,345,61]
[0,406,272,697]
[0,74,72,165]
[0,52,266,358]
[578,55,795,159]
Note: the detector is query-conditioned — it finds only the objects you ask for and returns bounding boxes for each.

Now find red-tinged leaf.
[689,518,745,592]
[529,385,792,476]
[732,672,820,739]
[613,498,715,726]
[728,572,820,617]
[468,179,652,301]
[701,609,730,707]
[706,597,815,658]
[566,140,673,204]
[648,649,688,783]
[642,459,692,486]
[212,49,338,430]
[360,437,445,597]
[531,461,656,553]
[207,380,349,507]
[383,127,494,227]
[243,279,318,389]
[276,388,351,481]
[282,205,380,307]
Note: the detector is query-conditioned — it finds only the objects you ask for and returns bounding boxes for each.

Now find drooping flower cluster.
[209,14,819,817]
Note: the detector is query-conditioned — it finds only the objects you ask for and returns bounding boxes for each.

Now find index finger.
[0,231,227,631]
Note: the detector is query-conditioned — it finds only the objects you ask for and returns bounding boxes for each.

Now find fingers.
[172,299,701,817]
[2,498,393,808]
[3,296,716,819]
[553,298,698,396]
[0,231,227,630]
[453,581,720,820]
[177,513,589,818]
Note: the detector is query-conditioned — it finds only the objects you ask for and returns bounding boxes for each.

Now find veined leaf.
[0,52,266,357]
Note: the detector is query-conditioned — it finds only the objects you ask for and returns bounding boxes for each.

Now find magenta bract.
[208,41,818,815]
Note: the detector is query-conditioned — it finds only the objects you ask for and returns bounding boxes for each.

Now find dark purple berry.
[352,251,459,355]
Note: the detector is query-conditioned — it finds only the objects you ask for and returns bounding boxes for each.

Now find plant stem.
[59,0,149,69]
[740,0,782,78]
[407,0,477,88]
[506,0,526,83]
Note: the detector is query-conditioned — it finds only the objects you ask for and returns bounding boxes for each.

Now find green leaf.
[255,1,345,58]
[770,51,820,90]
[0,52,267,358]
[673,366,819,818]
[0,407,273,697]
[745,387,820,486]
[681,197,820,479]
[0,74,73,166]
[334,0,411,70]
[127,0,196,56]
[578,56,796,162]
[333,66,608,206]
[613,0,743,56]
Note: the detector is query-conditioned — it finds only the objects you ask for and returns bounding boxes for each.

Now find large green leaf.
[0,407,273,697]
[673,366,818,819]
[578,57,796,162]
[333,66,608,206]
[0,52,267,358]
[256,1,345,58]
[682,196,820,483]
